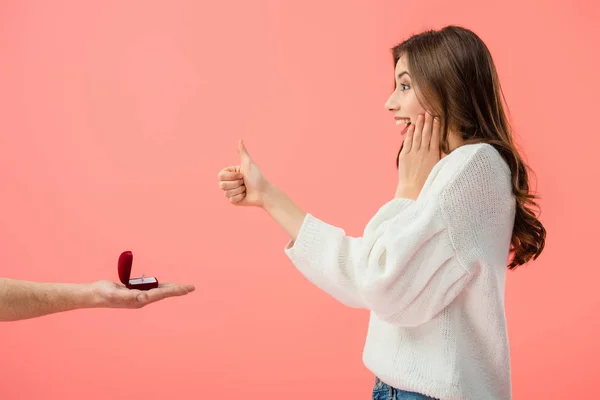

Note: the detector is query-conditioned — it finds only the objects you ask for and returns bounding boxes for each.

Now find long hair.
[392,26,545,269]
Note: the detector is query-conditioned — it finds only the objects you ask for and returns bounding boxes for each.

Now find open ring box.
[118,251,159,290]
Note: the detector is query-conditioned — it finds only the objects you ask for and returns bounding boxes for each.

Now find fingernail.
[137,294,145,302]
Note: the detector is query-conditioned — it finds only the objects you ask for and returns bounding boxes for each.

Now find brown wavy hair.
[392,26,546,269]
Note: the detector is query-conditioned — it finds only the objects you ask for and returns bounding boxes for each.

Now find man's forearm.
[262,184,307,242]
[0,278,97,321]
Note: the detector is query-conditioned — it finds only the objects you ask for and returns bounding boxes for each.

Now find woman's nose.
[385,94,399,111]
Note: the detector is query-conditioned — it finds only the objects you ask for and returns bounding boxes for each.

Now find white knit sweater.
[284,143,516,400]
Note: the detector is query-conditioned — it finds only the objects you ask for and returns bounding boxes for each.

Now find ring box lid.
[118,251,134,285]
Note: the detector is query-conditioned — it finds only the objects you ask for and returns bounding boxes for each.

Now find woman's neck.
[442,130,465,158]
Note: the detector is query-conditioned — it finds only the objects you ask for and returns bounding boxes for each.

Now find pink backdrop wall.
[1,0,599,398]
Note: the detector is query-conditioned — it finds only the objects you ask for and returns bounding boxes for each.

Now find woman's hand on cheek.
[395,111,442,200]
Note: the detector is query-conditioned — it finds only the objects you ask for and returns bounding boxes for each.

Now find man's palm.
[92,280,194,309]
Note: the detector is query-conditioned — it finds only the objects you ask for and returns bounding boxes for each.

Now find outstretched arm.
[0,278,195,322]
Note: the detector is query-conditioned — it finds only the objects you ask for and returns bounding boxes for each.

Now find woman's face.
[384,55,428,138]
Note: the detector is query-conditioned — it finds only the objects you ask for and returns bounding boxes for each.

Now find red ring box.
[118,251,159,290]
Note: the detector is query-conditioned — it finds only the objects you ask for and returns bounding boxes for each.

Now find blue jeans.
[372,377,438,400]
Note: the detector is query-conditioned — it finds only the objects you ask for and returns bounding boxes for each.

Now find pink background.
[1,0,599,398]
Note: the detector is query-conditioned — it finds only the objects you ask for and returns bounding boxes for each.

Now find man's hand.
[0,278,195,321]
[90,280,195,309]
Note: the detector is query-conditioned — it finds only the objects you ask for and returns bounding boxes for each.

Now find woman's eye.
[400,83,410,91]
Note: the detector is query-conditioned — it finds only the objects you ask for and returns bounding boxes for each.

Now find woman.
[217,25,546,400]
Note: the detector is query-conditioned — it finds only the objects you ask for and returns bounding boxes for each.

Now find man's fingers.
[141,283,195,305]
[219,179,244,190]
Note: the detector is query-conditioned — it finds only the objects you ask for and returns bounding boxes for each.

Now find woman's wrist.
[261,181,281,211]
[395,183,420,200]
[260,182,306,241]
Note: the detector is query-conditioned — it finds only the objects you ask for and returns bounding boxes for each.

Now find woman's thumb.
[238,139,251,160]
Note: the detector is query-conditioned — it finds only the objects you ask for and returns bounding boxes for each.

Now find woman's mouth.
[400,123,411,136]
[395,117,411,126]
[395,118,411,135]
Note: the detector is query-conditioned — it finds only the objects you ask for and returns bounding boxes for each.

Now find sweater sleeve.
[282,198,416,309]
[284,145,508,326]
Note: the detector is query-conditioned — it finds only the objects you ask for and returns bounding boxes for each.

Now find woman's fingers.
[421,112,433,149]
[218,167,243,181]
[219,179,244,190]
[431,116,441,151]
[229,193,246,204]
[225,185,246,198]
[401,123,415,154]
[412,114,424,151]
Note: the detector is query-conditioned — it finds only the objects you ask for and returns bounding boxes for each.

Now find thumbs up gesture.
[217,140,271,207]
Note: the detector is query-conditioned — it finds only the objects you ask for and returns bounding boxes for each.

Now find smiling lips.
[395,117,411,126]
[395,117,411,135]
